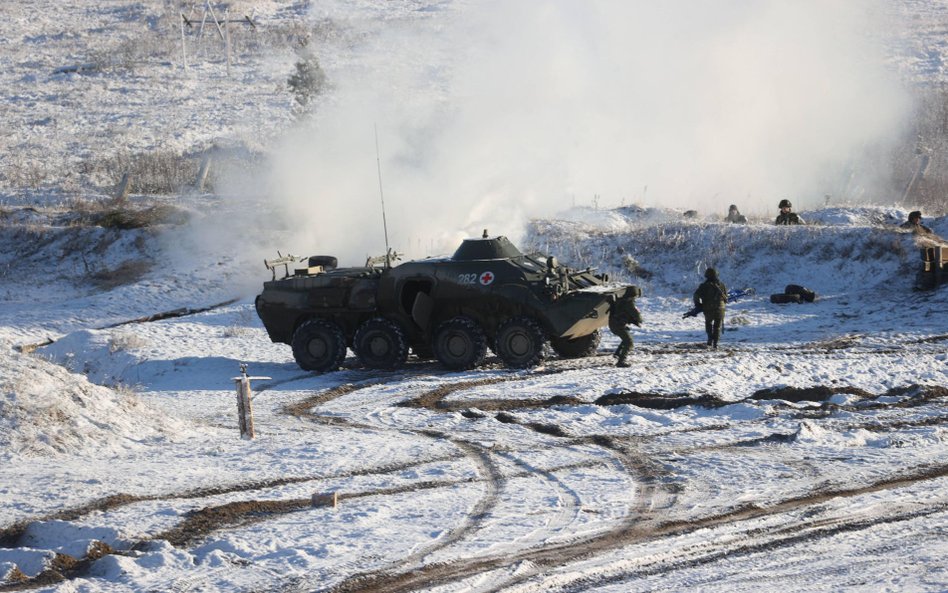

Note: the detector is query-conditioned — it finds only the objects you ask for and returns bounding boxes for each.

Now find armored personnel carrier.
[255,233,638,372]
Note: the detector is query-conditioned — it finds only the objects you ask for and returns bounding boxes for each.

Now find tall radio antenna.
[374,124,392,268]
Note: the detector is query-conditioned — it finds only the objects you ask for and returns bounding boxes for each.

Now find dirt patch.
[282,382,370,416]
[750,385,873,403]
[0,549,108,592]
[157,499,311,547]
[595,392,725,410]
[881,383,948,406]
[495,412,571,437]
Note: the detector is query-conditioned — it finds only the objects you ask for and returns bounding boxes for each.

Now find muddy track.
[555,501,948,592]
[159,458,607,549]
[0,453,465,548]
[323,462,948,593]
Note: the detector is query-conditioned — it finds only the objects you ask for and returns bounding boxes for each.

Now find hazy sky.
[266,0,911,262]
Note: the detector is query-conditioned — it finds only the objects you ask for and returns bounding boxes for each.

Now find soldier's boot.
[616,354,630,368]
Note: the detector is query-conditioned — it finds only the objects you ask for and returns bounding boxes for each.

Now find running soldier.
[608,291,642,368]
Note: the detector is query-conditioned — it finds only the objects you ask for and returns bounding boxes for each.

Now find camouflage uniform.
[775,211,803,225]
[694,269,727,348]
[608,294,642,367]
[901,211,932,234]
[725,205,747,224]
[775,199,804,225]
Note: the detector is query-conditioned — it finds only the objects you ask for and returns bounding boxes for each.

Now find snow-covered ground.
[2,203,946,592]
[3,1,948,592]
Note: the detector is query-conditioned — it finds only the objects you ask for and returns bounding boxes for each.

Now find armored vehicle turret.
[255,234,639,372]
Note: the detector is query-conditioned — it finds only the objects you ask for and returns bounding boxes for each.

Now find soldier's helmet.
[778,199,792,209]
[729,204,738,211]
[705,267,718,280]
[909,210,922,222]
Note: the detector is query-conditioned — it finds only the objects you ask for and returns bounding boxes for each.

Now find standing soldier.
[775,199,804,225]
[725,204,747,223]
[608,289,642,368]
[693,268,727,349]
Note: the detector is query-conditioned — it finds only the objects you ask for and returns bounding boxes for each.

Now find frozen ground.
[1,203,947,592]
[3,1,948,592]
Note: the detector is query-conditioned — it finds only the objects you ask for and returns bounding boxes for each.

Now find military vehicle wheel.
[354,318,409,370]
[433,317,487,370]
[496,316,546,369]
[291,319,347,372]
[550,330,600,359]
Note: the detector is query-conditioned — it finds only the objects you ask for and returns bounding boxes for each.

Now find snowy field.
[3,1,948,592]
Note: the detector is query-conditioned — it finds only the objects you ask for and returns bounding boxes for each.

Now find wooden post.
[195,154,212,191]
[231,365,270,440]
[936,246,944,287]
[224,8,231,76]
[180,13,189,71]
[114,172,131,203]
[206,0,225,41]
[236,377,254,439]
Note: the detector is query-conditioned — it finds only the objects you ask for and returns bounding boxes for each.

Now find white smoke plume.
[265,0,911,263]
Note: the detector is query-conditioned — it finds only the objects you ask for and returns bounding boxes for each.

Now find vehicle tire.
[353,318,409,370]
[433,317,488,370]
[291,319,347,372]
[770,293,802,304]
[495,316,546,369]
[550,329,600,359]
[308,255,338,270]
[784,284,816,302]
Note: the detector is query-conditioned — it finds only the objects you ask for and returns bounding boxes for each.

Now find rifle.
[683,287,755,318]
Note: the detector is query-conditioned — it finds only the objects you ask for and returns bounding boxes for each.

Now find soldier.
[693,268,727,349]
[775,199,804,225]
[725,204,747,223]
[608,290,642,368]
[900,210,932,234]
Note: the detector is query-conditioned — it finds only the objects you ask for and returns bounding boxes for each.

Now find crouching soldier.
[694,268,727,349]
[609,289,642,368]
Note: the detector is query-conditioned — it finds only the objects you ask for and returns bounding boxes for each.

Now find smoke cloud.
[266,0,911,263]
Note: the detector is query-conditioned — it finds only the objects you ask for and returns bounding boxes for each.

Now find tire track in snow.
[323,462,948,593]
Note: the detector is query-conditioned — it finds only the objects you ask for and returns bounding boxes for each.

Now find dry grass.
[68,197,190,229]
[108,331,149,353]
[90,260,152,290]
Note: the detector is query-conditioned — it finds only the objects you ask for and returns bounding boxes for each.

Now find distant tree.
[287,52,327,109]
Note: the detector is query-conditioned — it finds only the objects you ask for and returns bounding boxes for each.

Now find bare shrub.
[90,260,152,290]
[68,198,189,229]
[288,51,328,109]
[109,331,149,353]
[893,85,948,215]
[222,307,256,338]
[78,149,199,195]
[5,155,49,188]
[87,33,177,72]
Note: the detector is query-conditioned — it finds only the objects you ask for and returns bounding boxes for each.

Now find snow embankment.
[527,206,946,297]
[0,343,189,457]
